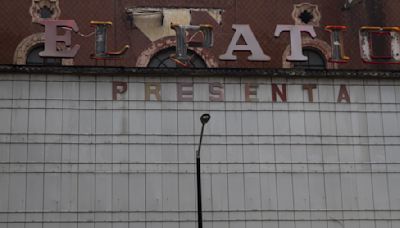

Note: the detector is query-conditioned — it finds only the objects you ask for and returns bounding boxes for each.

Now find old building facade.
[1,1,400,228]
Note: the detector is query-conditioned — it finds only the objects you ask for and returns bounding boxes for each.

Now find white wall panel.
[0,173,9,211]
[162,174,179,211]
[63,109,79,134]
[129,110,146,134]
[226,112,242,135]
[1,75,400,228]
[11,109,28,133]
[45,144,61,162]
[177,111,194,135]
[356,174,373,209]
[129,174,146,211]
[289,111,305,135]
[273,111,289,135]
[60,174,77,211]
[78,174,95,211]
[10,144,27,163]
[146,174,162,211]
[96,174,112,210]
[44,173,61,211]
[200,173,212,211]
[228,174,244,210]
[0,109,11,133]
[8,173,26,211]
[212,174,229,211]
[178,174,195,211]
[276,174,293,210]
[341,174,358,210]
[46,109,62,133]
[325,174,342,209]
[242,111,258,135]
[113,145,129,163]
[0,81,12,99]
[244,173,261,210]
[47,81,63,99]
[386,146,400,171]
[28,109,45,133]
[0,144,9,164]
[79,110,95,134]
[388,174,400,210]
[96,110,113,134]
[308,174,325,209]
[292,173,309,210]
[113,174,129,210]
[161,111,177,135]
[336,111,352,135]
[320,112,336,136]
[382,113,399,136]
[208,111,225,136]
[351,112,368,136]
[26,173,43,211]
[260,173,277,210]
[13,81,29,99]
[146,110,161,135]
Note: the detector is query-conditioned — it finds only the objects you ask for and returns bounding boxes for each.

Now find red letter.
[245,84,258,102]
[303,84,317,102]
[39,20,80,58]
[325,26,350,63]
[145,83,161,101]
[177,83,193,101]
[112,81,127,100]
[272,84,287,102]
[337,85,350,103]
[274,25,317,61]
[209,82,224,102]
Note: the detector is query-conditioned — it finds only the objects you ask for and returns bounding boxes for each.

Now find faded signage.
[37,19,400,64]
[112,81,351,103]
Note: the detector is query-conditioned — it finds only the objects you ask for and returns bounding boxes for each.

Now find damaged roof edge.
[0,64,400,78]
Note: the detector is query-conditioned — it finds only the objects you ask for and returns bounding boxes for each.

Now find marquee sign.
[38,19,400,65]
[112,81,351,103]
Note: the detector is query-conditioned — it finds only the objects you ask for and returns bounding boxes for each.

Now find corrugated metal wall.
[1,74,400,228]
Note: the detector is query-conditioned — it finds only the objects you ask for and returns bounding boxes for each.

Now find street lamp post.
[196,114,210,228]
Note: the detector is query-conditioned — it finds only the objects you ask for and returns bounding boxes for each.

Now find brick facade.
[0,0,399,69]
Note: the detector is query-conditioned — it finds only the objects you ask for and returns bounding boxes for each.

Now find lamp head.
[200,114,210,125]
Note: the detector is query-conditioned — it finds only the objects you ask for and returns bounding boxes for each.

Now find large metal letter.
[91,21,130,60]
[171,24,213,62]
[39,20,80,58]
[274,25,317,61]
[325,26,350,63]
[359,26,400,64]
[219,24,270,61]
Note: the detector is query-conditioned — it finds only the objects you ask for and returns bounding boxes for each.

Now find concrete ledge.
[0,64,400,78]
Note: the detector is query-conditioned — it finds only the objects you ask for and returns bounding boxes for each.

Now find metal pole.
[196,113,210,228]
[196,123,205,228]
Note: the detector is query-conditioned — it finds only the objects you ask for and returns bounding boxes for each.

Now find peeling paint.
[127,7,223,42]
[136,37,218,68]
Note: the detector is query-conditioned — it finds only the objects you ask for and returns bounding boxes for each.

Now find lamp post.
[196,114,210,228]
